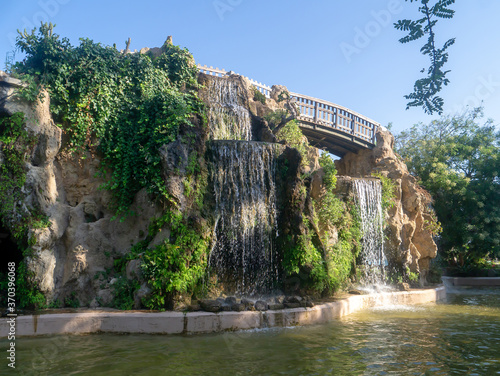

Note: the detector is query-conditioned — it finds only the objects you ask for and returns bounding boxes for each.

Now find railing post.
[313,101,319,125]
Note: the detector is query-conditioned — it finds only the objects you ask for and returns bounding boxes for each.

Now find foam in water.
[206,78,252,141]
[208,141,282,295]
[353,179,387,286]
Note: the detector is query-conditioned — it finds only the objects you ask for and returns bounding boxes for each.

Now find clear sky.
[1,0,499,134]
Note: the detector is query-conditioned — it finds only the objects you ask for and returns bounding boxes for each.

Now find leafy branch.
[394,0,455,115]
[13,23,203,218]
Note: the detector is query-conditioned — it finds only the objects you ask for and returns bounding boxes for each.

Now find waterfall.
[353,179,387,286]
[206,78,252,141]
[208,141,282,295]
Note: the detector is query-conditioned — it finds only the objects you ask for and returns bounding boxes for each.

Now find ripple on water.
[5,289,500,375]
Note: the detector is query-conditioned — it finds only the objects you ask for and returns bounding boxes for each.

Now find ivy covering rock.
[0,24,438,311]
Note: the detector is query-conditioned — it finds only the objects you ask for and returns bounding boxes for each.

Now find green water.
[3,291,500,375]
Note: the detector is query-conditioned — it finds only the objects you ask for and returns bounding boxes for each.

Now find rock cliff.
[0,67,438,308]
[0,73,163,304]
[335,129,438,281]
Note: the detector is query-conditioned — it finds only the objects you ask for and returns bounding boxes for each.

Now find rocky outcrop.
[0,73,163,304]
[0,67,437,309]
[335,128,438,281]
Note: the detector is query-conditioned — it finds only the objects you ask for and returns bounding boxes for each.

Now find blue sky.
[1,0,499,134]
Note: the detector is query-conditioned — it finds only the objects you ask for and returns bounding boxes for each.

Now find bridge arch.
[198,64,380,157]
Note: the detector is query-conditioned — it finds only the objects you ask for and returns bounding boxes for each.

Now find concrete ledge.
[0,287,445,338]
[442,276,500,288]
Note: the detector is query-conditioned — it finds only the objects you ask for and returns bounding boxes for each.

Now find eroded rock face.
[335,129,438,280]
[0,74,162,304]
[0,69,437,308]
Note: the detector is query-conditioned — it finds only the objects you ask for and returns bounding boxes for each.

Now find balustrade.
[197,64,379,144]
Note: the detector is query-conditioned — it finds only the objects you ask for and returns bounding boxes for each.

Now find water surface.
[3,290,500,375]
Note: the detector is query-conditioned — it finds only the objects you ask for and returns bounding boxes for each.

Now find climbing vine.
[0,112,48,309]
[315,153,361,291]
[129,209,210,310]
[5,24,211,310]
[14,23,203,218]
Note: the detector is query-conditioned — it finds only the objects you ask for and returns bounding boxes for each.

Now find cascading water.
[206,78,252,141]
[208,141,282,296]
[353,179,387,286]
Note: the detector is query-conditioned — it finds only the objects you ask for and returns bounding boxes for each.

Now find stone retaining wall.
[0,287,445,337]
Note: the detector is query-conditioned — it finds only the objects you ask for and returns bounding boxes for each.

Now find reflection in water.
[5,290,500,375]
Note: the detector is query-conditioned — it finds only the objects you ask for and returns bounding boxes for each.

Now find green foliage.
[275,119,309,166]
[408,272,419,283]
[64,292,80,308]
[426,260,443,284]
[264,109,288,128]
[14,23,203,218]
[394,0,455,114]
[424,207,442,236]
[111,277,139,310]
[317,155,362,291]
[0,114,31,202]
[0,113,37,237]
[315,153,343,237]
[326,239,356,291]
[138,211,210,310]
[153,42,199,86]
[372,173,396,212]
[282,219,328,291]
[319,152,337,190]
[253,88,266,105]
[0,112,51,309]
[16,262,47,309]
[0,112,50,240]
[48,299,62,308]
[326,201,362,291]
[395,108,500,265]
[16,74,41,103]
[282,153,362,293]
[445,258,500,277]
[0,257,48,310]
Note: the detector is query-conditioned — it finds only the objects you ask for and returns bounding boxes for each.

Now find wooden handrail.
[197,64,379,144]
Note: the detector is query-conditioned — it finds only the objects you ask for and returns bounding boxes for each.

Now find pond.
[4,289,500,375]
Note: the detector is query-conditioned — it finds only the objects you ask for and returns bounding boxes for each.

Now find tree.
[395,108,500,266]
[394,0,455,115]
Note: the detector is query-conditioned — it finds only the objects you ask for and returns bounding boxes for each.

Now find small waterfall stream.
[206,78,252,141]
[353,179,387,286]
[205,76,283,295]
[208,141,282,295]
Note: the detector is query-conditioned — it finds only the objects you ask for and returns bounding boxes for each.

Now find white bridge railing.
[197,64,379,145]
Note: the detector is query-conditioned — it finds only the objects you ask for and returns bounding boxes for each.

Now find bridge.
[198,64,380,157]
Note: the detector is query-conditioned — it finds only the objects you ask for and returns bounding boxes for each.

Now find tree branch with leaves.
[394,0,455,115]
